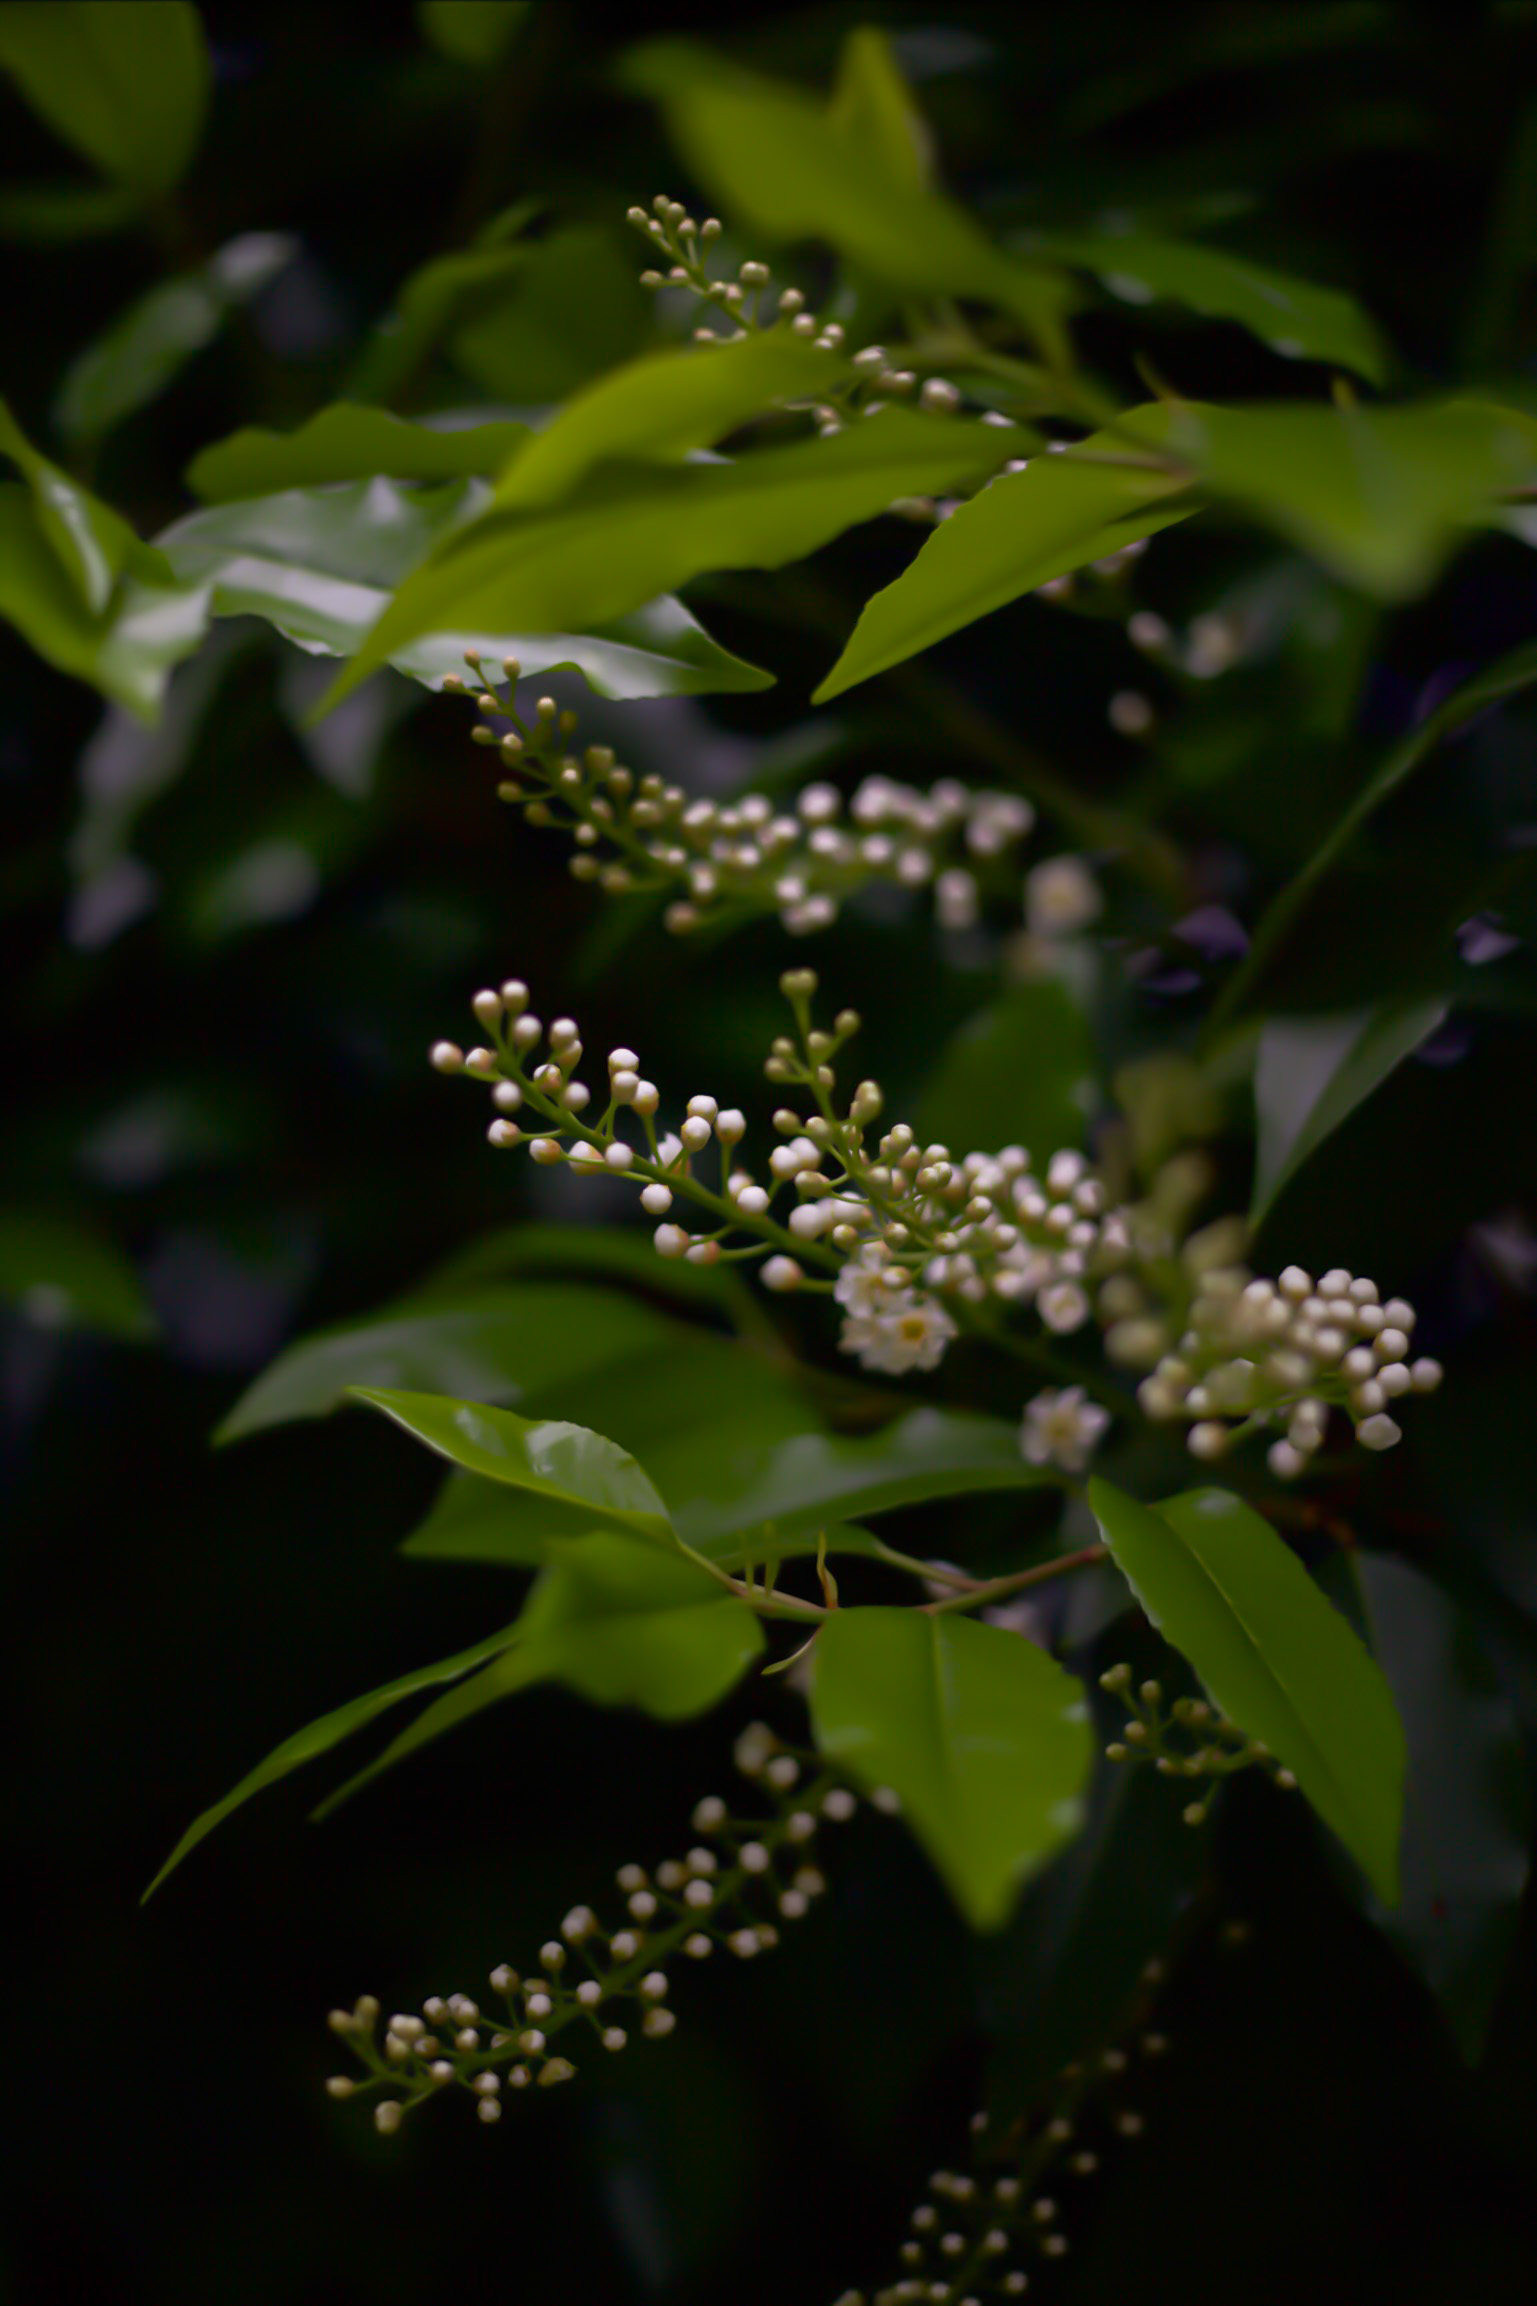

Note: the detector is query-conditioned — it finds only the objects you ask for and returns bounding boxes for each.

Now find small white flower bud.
[686,1094,719,1122]
[632,1080,660,1115]
[680,1116,712,1151]
[465,1047,497,1077]
[1377,1361,1413,1396]
[761,1254,802,1290]
[1188,1421,1228,1460]
[739,1841,770,1874]
[641,1183,673,1215]
[608,1048,639,1074]
[325,2075,355,2099]
[1375,1327,1411,1364]
[1357,1413,1403,1451]
[575,1980,602,2007]
[430,1040,464,1073]
[1279,1266,1313,1301]
[605,1142,633,1171]
[610,1931,639,1960]
[472,989,502,1025]
[488,1120,521,1149]
[736,1184,770,1216]
[639,1971,669,2000]
[628,1890,657,1920]
[610,1070,640,1103]
[374,2102,403,2135]
[602,2027,627,2051]
[1410,1357,1443,1392]
[1351,1380,1387,1416]
[528,1137,563,1165]
[643,2007,676,2038]
[653,1223,689,1258]
[493,1079,523,1112]
[1268,1440,1306,1481]
[716,1108,746,1143]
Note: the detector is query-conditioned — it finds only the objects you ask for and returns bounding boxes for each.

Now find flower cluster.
[842,1968,1173,2305]
[445,661,1037,939]
[1098,1665,1297,1826]
[327,1726,850,2134]
[1132,1260,1442,1475]
[430,968,1438,1476]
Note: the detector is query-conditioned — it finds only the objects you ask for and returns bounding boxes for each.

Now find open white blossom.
[839,1288,958,1375]
[1021,1386,1113,1473]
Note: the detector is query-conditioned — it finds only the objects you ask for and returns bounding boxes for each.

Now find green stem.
[924,1542,1109,1617]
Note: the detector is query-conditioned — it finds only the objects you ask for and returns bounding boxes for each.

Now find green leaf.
[0,177,136,241]
[404,1473,885,1574]
[982,1762,1208,2120]
[351,1386,678,1546]
[1251,1000,1447,1222]
[1088,1480,1407,1901]
[0,394,137,609]
[826,27,933,189]
[492,333,847,511]
[157,477,770,697]
[811,1608,1093,1929]
[814,412,1195,700]
[1346,1555,1530,2061]
[916,980,1096,1157]
[316,409,1020,712]
[1128,396,1536,599]
[317,1535,763,1815]
[671,1408,1055,1561]
[1028,228,1386,381]
[0,1208,154,1338]
[187,404,531,502]
[417,0,527,64]
[0,484,207,719]
[53,234,297,446]
[621,41,1068,346]
[142,1621,522,1897]
[0,1,209,194]
[215,1281,685,1442]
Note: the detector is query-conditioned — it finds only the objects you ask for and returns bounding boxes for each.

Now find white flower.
[1038,1279,1092,1333]
[839,1289,957,1375]
[834,1245,896,1318]
[1021,1387,1112,1473]
[1026,855,1101,939]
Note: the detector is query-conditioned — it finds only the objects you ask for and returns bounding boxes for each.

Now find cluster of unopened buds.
[1132,1260,1442,1475]
[1097,1666,1297,1825]
[444,658,1035,938]
[837,1963,1173,2306]
[326,1726,849,2133]
[430,968,1438,1478]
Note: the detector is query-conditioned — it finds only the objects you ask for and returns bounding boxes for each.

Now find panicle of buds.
[441,660,1036,940]
[1097,1665,1299,1822]
[332,1731,856,2136]
[432,970,1438,1473]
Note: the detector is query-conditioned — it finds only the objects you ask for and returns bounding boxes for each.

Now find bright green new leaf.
[317,409,1020,712]
[141,1621,522,1897]
[672,1408,1055,1560]
[351,1386,678,1546]
[1251,999,1447,1223]
[814,414,1195,699]
[811,1608,1093,1929]
[417,0,527,64]
[1349,1554,1530,2061]
[157,477,770,697]
[827,27,934,189]
[0,1,210,194]
[215,1282,684,1442]
[1088,1480,1406,1901]
[1029,228,1387,382]
[1127,396,1537,598]
[317,1534,764,1816]
[0,395,137,610]
[622,42,1068,346]
[54,235,297,446]
[916,979,1096,1157]
[0,1208,154,1338]
[188,404,531,502]
[492,333,847,510]
[0,485,207,719]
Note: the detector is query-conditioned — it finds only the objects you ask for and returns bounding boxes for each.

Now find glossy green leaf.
[492,333,847,511]
[1348,1555,1530,2061]
[0,485,207,719]
[0,1,209,194]
[317,1535,764,1815]
[351,1386,677,1546]
[188,404,531,502]
[437,225,649,408]
[622,42,1068,345]
[157,478,770,697]
[142,1621,521,1897]
[672,1408,1054,1560]
[317,409,1020,712]
[916,979,1096,1157]
[215,1282,684,1442]
[417,0,527,63]
[1088,1480,1406,1901]
[1028,228,1386,381]
[1251,999,1447,1222]
[811,1607,1093,1929]
[814,414,1195,699]
[1127,397,1537,598]
[826,27,933,189]
[54,235,297,446]
[0,1208,154,1338]
[0,395,136,609]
